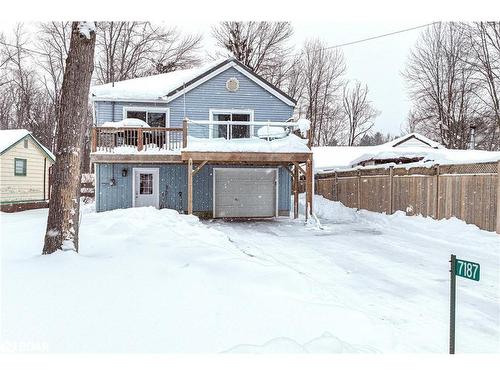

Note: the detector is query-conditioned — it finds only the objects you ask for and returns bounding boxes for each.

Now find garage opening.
[213,168,278,218]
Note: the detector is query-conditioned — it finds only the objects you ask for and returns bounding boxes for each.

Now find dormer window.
[124,107,170,128]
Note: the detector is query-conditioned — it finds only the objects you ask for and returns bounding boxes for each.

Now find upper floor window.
[124,107,169,128]
[210,110,253,139]
[14,158,27,176]
[23,138,29,148]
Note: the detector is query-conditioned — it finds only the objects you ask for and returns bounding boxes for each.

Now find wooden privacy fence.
[311,161,500,233]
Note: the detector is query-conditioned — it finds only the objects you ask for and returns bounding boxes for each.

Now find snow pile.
[94,145,181,155]
[1,199,498,353]
[101,118,150,128]
[256,126,288,139]
[296,118,311,137]
[78,22,96,39]
[90,59,226,100]
[184,134,310,153]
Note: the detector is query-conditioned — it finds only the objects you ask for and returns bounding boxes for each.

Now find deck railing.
[91,119,308,153]
[91,124,187,153]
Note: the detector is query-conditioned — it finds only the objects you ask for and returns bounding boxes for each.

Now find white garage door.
[213,168,278,218]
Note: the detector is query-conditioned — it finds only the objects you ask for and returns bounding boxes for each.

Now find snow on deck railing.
[91,118,311,154]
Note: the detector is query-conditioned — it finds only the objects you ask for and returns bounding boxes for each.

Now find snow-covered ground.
[1,196,499,353]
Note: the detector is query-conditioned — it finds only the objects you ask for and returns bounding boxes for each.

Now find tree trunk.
[43,22,96,255]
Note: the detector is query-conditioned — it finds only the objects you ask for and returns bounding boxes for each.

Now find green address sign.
[455,258,480,281]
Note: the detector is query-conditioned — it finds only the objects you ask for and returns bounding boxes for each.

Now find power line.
[289,22,438,57]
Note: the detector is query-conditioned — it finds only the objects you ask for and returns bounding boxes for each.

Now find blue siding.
[96,163,291,215]
[94,67,294,136]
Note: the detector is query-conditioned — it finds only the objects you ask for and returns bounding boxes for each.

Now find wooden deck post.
[496,161,500,234]
[334,172,338,201]
[137,128,143,152]
[357,170,361,210]
[187,157,193,215]
[182,118,188,148]
[91,127,97,152]
[389,166,394,214]
[305,158,313,220]
[435,164,440,220]
[293,165,299,219]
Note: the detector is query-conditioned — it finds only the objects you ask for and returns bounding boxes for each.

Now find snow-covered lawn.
[1,196,499,353]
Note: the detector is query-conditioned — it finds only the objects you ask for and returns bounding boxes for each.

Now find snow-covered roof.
[184,134,311,154]
[314,135,500,173]
[0,129,55,161]
[384,132,444,149]
[90,58,297,106]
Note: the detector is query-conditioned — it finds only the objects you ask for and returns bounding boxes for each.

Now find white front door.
[133,168,159,208]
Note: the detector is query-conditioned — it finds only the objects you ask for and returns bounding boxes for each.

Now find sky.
[1,20,424,137]
[183,20,424,136]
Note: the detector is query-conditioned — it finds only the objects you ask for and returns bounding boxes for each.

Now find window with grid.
[139,173,153,194]
[126,108,168,127]
[14,158,27,176]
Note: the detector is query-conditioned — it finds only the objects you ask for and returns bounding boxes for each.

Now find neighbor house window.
[124,107,169,127]
[23,139,29,148]
[211,111,253,139]
[14,158,27,176]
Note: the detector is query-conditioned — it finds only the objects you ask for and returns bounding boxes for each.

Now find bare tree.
[463,22,500,150]
[212,21,294,87]
[342,80,379,146]
[404,22,479,149]
[43,22,96,255]
[95,22,202,84]
[300,38,346,146]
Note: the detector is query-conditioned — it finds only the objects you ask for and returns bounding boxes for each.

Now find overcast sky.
[1,20,424,136]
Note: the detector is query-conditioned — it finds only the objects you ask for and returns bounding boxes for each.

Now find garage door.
[213,168,277,218]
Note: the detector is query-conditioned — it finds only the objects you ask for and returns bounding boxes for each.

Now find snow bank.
[296,118,311,137]
[184,134,311,153]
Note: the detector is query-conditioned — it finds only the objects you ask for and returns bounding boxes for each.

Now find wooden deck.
[90,120,314,220]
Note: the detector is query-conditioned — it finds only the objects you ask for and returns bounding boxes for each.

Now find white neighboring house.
[0,129,55,211]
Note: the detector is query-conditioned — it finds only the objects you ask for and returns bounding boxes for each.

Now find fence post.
[334,172,338,201]
[357,170,361,209]
[496,161,500,234]
[389,166,394,214]
[435,164,440,220]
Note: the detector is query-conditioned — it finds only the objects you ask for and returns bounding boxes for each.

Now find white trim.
[122,106,170,128]
[92,97,168,104]
[212,167,279,218]
[165,61,296,107]
[208,109,254,139]
[132,168,160,209]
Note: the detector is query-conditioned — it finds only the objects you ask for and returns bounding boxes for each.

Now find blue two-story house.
[90,58,314,219]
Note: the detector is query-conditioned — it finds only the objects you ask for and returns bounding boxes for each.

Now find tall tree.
[212,21,293,87]
[43,22,96,255]
[342,80,379,146]
[300,38,346,147]
[95,22,202,84]
[404,22,478,149]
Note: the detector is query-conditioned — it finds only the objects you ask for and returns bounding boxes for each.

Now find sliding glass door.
[212,112,252,139]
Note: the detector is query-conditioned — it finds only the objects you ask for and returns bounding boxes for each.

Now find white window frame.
[123,106,170,128]
[208,109,254,139]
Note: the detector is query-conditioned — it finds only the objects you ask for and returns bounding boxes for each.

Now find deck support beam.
[187,158,193,215]
[192,160,207,176]
[293,165,299,219]
[305,159,313,220]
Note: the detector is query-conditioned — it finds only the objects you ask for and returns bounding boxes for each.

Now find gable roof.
[385,132,444,149]
[0,129,56,162]
[90,58,297,106]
